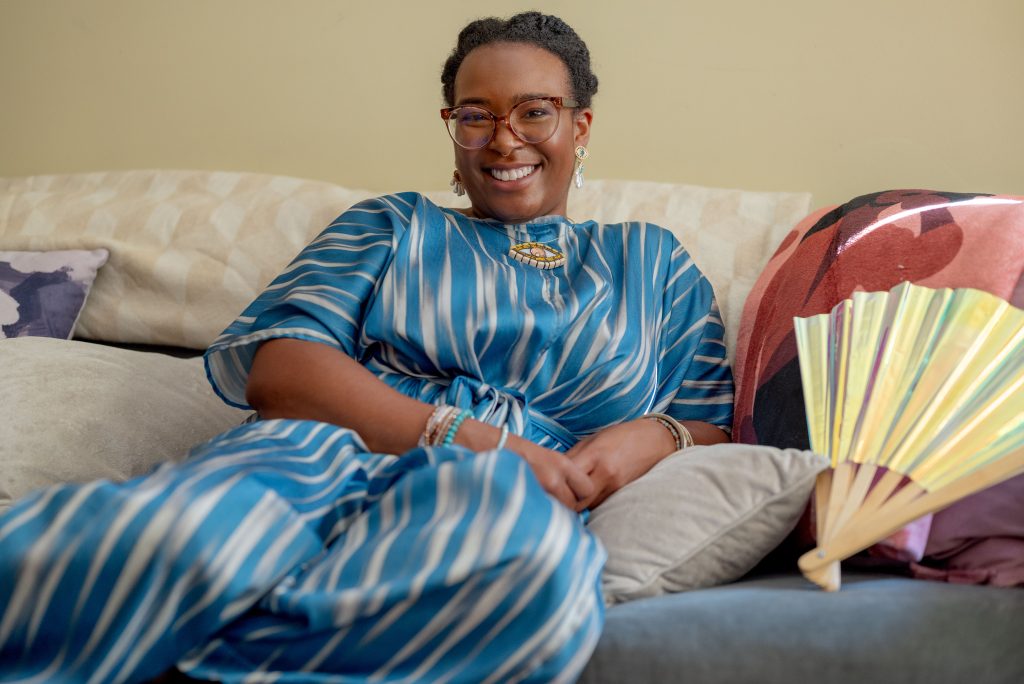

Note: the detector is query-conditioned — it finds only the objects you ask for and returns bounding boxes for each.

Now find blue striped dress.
[0,193,733,683]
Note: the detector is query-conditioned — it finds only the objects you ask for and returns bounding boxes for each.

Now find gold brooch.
[508,241,566,269]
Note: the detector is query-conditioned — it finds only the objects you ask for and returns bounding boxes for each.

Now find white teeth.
[490,166,536,181]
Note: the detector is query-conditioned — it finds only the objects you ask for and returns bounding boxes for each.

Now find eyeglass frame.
[439,96,580,149]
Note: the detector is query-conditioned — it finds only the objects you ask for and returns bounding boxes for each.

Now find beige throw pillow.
[587,443,827,605]
[0,337,247,513]
[0,171,374,349]
[0,171,810,358]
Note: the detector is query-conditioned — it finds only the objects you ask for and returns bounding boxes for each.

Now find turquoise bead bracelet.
[442,410,473,446]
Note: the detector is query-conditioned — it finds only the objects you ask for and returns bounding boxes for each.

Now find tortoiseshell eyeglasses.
[440,96,578,149]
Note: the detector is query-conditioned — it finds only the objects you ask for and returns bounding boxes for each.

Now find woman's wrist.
[642,413,693,451]
[637,415,684,456]
[452,418,506,452]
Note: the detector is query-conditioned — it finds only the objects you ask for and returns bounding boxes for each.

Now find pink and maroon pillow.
[733,189,1024,585]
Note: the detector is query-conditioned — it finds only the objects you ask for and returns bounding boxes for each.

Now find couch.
[1,170,1022,683]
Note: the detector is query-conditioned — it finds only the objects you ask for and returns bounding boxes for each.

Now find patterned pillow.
[0,249,108,339]
[732,189,1024,585]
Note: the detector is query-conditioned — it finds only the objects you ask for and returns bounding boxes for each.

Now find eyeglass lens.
[447,99,561,148]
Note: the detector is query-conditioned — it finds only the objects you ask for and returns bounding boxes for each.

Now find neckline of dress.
[448,207,572,226]
[437,204,583,241]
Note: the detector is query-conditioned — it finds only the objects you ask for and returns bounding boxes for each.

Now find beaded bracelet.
[420,405,459,447]
[420,406,510,451]
[433,407,462,445]
[643,412,694,451]
[442,410,473,446]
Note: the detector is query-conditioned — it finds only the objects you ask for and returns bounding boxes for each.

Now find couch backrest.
[0,170,811,360]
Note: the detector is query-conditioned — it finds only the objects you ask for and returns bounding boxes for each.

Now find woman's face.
[451,42,592,223]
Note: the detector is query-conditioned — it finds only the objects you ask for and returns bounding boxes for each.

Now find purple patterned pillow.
[0,249,109,339]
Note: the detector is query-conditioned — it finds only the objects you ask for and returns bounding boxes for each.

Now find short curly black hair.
[441,12,599,108]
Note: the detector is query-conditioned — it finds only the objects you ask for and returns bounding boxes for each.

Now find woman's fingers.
[537,459,591,510]
[562,458,596,502]
[506,435,595,510]
[533,457,593,510]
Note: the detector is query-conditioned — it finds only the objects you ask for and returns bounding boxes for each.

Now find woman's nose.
[488,118,525,156]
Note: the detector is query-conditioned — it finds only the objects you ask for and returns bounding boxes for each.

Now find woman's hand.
[565,419,676,510]
[457,419,594,511]
[567,418,731,509]
[510,434,596,512]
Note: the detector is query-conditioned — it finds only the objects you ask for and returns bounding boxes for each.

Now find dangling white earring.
[450,170,466,196]
[574,145,589,189]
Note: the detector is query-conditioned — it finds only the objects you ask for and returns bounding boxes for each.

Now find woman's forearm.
[680,420,731,446]
[247,338,501,454]
[245,338,730,459]
[245,339,592,507]
[246,338,432,453]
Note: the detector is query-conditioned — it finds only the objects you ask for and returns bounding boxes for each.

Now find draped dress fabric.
[0,193,733,683]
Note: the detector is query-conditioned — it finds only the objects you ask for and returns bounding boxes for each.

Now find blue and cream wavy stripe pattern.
[0,420,605,682]
[0,193,731,682]
[206,192,733,449]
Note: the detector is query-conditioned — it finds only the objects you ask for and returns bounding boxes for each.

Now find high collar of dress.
[449,208,575,241]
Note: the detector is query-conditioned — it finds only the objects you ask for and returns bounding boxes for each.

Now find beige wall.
[1,0,1021,208]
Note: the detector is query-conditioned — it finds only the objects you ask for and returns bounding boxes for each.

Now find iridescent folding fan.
[794,282,1024,590]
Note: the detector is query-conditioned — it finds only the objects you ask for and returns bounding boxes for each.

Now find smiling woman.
[0,11,732,684]
[444,41,591,222]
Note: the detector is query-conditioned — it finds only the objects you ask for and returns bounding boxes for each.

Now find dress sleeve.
[653,240,735,432]
[204,195,406,408]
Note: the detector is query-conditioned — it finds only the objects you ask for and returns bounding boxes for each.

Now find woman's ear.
[574,108,593,147]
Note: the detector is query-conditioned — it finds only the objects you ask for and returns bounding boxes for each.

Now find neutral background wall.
[1,0,1021,208]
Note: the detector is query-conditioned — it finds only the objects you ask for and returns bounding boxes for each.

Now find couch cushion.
[0,170,811,360]
[581,571,1024,684]
[0,337,247,513]
[0,171,372,349]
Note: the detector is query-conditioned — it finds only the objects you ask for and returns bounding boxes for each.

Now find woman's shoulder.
[587,218,687,253]
[318,192,449,240]
[338,191,428,217]
[586,218,711,286]
[336,192,466,223]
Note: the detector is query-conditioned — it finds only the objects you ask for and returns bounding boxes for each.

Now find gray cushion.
[588,444,827,604]
[581,571,1024,684]
[0,337,246,512]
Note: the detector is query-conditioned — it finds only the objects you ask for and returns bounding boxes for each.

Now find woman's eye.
[458,112,490,126]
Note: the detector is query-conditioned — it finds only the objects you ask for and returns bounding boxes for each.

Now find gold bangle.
[644,413,694,451]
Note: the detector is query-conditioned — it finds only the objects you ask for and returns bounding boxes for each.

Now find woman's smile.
[487,164,538,183]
